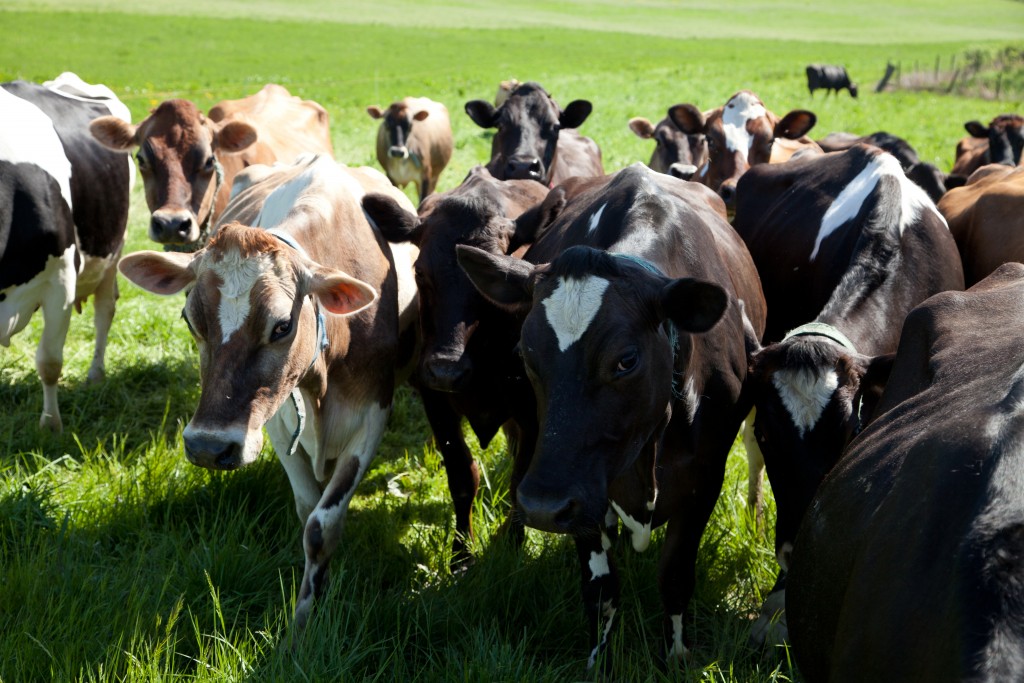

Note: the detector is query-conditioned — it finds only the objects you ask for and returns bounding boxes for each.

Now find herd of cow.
[3,71,1024,679]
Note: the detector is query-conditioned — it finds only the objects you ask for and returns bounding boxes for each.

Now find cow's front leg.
[575,528,620,675]
[36,253,76,432]
[86,263,119,384]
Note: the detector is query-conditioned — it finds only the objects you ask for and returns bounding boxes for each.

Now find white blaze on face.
[771,366,839,438]
[542,275,610,352]
[0,88,72,208]
[721,92,767,159]
[210,247,275,343]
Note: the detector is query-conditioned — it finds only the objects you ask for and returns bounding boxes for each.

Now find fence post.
[876,61,897,93]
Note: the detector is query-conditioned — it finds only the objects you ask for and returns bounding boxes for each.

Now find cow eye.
[135,152,148,171]
[204,156,216,173]
[181,307,197,337]
[616,349,639,375]
[271,319,292,342]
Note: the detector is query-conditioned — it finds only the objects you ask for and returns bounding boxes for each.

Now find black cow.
[735,144,965,648]
[818,130,947,201]
[947,113,1024,188]
[360,166,550,563]
[788,262,1024,683]
[0,74,133,432]
[457,163,766,672]
[628,104,707,180]
[464,81,604,187]
[806,64,858,98]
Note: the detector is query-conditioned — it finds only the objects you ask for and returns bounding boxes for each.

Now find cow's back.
[549,129,604,187]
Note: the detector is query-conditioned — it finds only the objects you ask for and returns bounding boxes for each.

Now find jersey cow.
[805,64,858,98]
[788,262,1024,683]
[1,75,133,432]
[947,114,1024,188]
[367,97,453,205]
[628,103,707,180]
[464,81,604,187]
[457,164,766,672]
[735,144,964,648]
[817,130,947,201]
[672,90,818,207]
[90,84,333,248]
[118,155,417,630]
[939,164,1024,286]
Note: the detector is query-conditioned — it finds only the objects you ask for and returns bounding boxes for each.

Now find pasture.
[1,2,1022,680]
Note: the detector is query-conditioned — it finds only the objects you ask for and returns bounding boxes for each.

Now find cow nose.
[719,181,738,206]
[516,486,580,533]
[668,163,698,181]
[421,357,471,393]
[184,434,242,470]
[505,156,543,181]
[150,210,195,244]
[388,146,409,159]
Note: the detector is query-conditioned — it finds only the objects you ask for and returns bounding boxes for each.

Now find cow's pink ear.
[366,105,384,119]
[119,251,195,295]
[90,116,139,152]
[312,271,377,316]
[628,117,655,139]
[215,120,258,153]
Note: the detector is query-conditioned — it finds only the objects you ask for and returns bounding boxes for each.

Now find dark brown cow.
[118,155,417,630]
[361,165,549,563]
[628,103,707,179]
[672,90,818,207]
[464,81,604,187]
[947,113,1024,188]
[457,163,766,672]
[939,164,1024,286]
[90,84,333,248]
[367,96,453,205]
[788,263,1024,683]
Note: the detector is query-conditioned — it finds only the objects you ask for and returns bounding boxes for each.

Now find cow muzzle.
[516,482,585,534]
[388,146,410,159]
[420,355,473,393]
[505,156,543,182]
[150,209,199,245]
[182,422,256,470]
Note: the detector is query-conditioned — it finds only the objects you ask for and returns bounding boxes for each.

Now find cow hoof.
[39,413,63,434]
[749,591,789,657]
[87,367,106,384]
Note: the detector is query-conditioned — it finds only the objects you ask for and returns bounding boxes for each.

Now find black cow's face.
[465,82,592,185]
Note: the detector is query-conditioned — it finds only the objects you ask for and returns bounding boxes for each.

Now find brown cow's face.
[629,104,707,179]
[368,102,429,160]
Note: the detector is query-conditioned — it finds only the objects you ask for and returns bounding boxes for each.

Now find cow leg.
[420,389,479,568]
[86,263,119,384]
[749,570,789,654]
[742,408,765,532]
[36,253,77,432]
[293,403,389,629]
[498,416,536,548]
[576,528,620,675]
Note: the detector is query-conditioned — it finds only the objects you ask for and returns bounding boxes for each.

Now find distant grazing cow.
[118,155,419,629]
[672,90,818,207]
[735,144,964,648]
[464,81,604,187]
[1,75,133,432]
[628,103,707,179]
[939,164,1024,286]
[90,84,333,248]
[367,97,453,205]
[817,130,947,201]
[361,165,549,562]
[947,114,1024,188]
[805,64,858,98]
[788,262,1024,683]
[457,164,766,672]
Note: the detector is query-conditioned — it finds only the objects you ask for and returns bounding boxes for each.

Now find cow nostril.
[176,216,192,236]
[553,499,580,529]
[215,443,241,469]
[720,184,737,204]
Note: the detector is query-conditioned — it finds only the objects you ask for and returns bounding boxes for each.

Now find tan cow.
[118,155,418,629]
[939,164,1024,286]
[90,84,333,248]
[367,97,453,205]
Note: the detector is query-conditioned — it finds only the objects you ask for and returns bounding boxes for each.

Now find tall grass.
[0,4,1021,681]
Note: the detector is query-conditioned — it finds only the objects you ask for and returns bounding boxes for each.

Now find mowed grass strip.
[0,5,1020,681]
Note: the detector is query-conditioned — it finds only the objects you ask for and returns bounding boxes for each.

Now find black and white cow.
[805,64,858,98]
[735,144,965,648]
[788,262,1024,683]
[817,130,947,201]
[0,74,133,432]
[457,163,766,672]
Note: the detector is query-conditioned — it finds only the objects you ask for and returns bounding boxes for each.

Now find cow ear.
[465,100,498,128]
[366,105,384,119]
[457,244,535,313]
[90,116,139,152]
[629,117,655,139]
[852,352,896,427]
[508,186,566,253]
[668,104,705,135]
[215,120,258,153]
[413,109,430,122]
[310,268,378,317]
[965,120,989,138]
[118,251,196,295]
[560,100,592,129]
[657,278,728,333]
[775,110,817,140]
[362,193,423,245]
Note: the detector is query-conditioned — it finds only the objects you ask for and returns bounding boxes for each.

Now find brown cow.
[939,164,1024,286]
[947,114,1024,188]
[628,104,707,179]
[367,97,453,205]
[90,84,333,248]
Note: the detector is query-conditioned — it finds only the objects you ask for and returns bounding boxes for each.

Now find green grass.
[0,3,1021,681]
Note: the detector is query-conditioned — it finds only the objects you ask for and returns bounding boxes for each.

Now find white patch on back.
[0,88,72,208]
[610,499,652,552]
[210,247,274,343]
[587,202,607,234]
[542,275,609,352]
[771,367,839,437]
[721,92,766,157]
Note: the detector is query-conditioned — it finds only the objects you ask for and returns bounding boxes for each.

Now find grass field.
[1,2,1022,681]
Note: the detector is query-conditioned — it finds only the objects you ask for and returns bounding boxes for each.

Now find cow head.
[367,101,429,161]
[965,114,1024,168]
[674,91,816,207]
[458,244,727,534]
[628,104,707,180]
[748,334,893,568]
[118,223,376,469]
[465,81,592,185]
[90,99,258,245]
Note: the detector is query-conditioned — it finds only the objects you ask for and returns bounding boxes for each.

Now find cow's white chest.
[385,156,423,187]
[722,92,766,158]
[0,245,76,346]
[542,275,610,352]
[772,366,839,437]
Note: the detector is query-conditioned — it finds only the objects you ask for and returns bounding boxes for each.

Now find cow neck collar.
[782,321,857,353]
